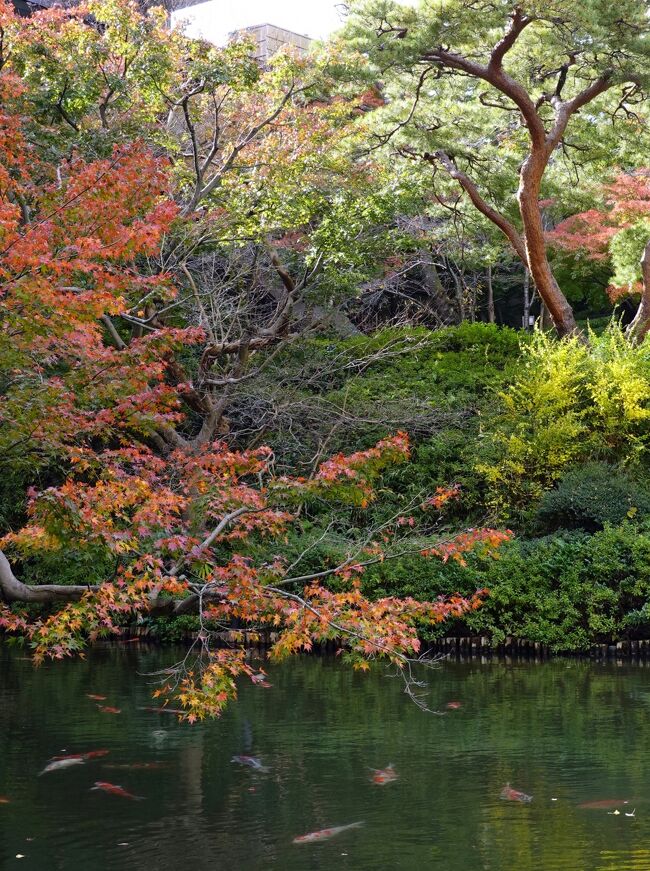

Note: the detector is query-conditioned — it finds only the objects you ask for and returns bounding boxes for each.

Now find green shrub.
[536,462,650,532]
[146,614,201,643]
[363,523,650,651]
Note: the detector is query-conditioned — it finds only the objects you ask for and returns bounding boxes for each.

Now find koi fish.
[83,750,110,760]
[578,799,631,810]
[251,673,272,688]
[446,701,462,710]
[370,764,398,785]
[91,781,144,801]
[86,694,106,701]
[49,753,85,762]
[103,762,165,771]
[0,797,9,804]
[293,822,364,844]
[231,755,269,773]
[39,757,85,776]
[97,706,121,714]
[500,784,533,803]
[140,706,183,715]
[50,750,109,762]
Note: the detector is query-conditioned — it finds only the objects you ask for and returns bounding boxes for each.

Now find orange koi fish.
[91,781,144,800]
[578,799,632,810]
[293,822,364,844]
[370,764,398,785]
[86,694,106,701]
[140,706,183,715]
[97,706,121,714]
[0,797,10,804]
[500,784,533,803]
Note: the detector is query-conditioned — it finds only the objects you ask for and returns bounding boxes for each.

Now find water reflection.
[2,647,650,869]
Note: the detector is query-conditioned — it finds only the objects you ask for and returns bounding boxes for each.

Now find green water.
[2,646,650,870]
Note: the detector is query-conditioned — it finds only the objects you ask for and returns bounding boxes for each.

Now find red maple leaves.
[0,1,513,721]
[549,169,650,300]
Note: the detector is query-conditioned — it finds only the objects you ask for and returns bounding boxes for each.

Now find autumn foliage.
[0,0,513,721]
[550,170,650,301]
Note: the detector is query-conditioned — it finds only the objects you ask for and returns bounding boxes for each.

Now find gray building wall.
[230,23,312,64]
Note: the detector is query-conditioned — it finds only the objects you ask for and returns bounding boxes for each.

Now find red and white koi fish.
[500,784,533,803]
[91,781,144,800]
[39,757,85,776]
[50,750,109,762]
[97,706,121,714]
[446,701,462,710]
[369,764,398,785]
[86,694,106,701]
[293,822,364,844]
[49,753,85,762]
[231,755,269,773]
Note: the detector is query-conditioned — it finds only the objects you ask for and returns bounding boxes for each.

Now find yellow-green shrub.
[476,325,650,520]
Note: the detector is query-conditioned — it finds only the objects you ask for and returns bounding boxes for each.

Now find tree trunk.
[421,256,456,324]
[626,239,650,342]
[518,154,578,338]
[449,264,466,322]
[522,268,530,330]
[539,300,551,331]
[0,548,96,603]
[486,265,495,324]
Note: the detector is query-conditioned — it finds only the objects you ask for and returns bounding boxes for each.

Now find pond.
[2,646,650,870]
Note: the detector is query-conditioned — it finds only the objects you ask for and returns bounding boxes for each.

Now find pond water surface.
[2,646,650,870]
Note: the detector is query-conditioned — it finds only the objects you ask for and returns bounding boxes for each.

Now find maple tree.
[0,0,512,720]
[9,0,423,444]
[550,170,650,340]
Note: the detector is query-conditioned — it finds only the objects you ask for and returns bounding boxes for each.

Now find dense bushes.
[241,323,650,653]
[536,462,650,532]
[363,523,650,651]
[12,321,650,654]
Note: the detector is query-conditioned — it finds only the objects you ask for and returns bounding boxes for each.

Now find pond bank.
[69,625,650,661]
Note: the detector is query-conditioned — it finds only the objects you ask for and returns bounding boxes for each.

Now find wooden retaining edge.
[80,627,650,659]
